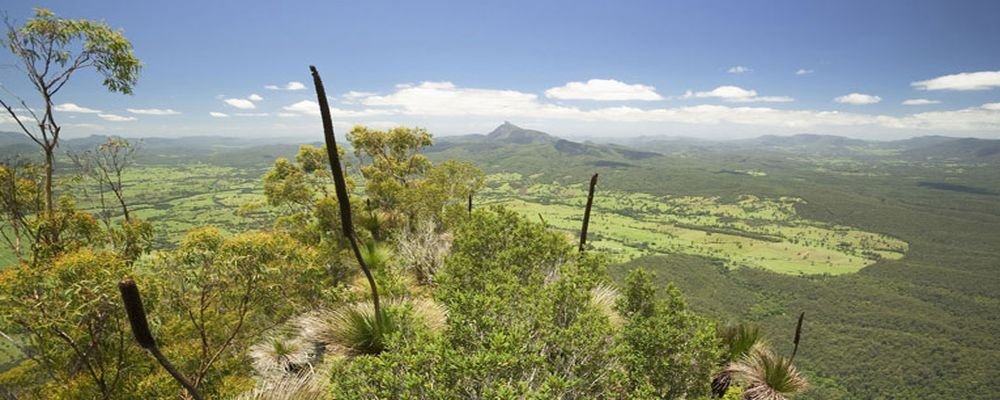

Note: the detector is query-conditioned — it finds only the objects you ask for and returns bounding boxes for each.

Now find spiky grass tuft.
[589,283,623,326]
[316,298,448,356]
[713,323,764,397]
[322,302,398,356]
[249,335,314,378]
[720,323,762,364]
[235,373,326,400]
[727,345,808,400]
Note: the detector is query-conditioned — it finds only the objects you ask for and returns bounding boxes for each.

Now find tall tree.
[1,8,141,214]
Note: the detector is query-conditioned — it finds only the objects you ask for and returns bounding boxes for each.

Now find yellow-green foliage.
[0,250,152,399]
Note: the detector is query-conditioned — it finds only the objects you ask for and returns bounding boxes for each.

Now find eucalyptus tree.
[1,8,141,214]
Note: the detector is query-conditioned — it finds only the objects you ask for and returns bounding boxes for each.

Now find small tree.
[1,8,141,214]
[69,137,141,223]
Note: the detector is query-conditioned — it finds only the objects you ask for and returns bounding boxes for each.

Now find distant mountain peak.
[487,122,555,144]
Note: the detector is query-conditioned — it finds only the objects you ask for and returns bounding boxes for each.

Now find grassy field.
[478,173,907,275]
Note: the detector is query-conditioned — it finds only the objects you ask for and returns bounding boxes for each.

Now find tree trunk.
[44,147,54,214]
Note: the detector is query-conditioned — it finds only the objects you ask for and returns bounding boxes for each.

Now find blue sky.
[1,0,999,140]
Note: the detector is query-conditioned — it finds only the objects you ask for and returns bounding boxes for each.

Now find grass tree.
[579,173,598,252]
[715,313,809,400]
[309,65,384,335]
[726,345,808,400]
[712,323,763,397]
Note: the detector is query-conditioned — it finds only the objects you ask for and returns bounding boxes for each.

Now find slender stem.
[309,65,383,326]
[149,346,203,400]
[579,173,598,252]
[790,311,805,361]
[119,279,203,400]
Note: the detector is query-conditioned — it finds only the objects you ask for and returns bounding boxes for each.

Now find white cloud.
[265,81,307,91]
[795,69,814,75]
[276,112,302,118]
[98,113,137,122]
[834,93,882,105]
[64,123,104,130]
[248,94,263,102]
[127,108,180,115]
[912,71,1000,91]
[283,100,319,115]
[54,103,100,113]
[223,98,256,109]
[544,79,663,101]
[283,100,394,118]
[209,112,229,118]
[343,91,377,103]
[361,81,572,117]
[902,99,941,106]
[285,81,1000,136]
[727,66,752,74]
[683,86,793,103]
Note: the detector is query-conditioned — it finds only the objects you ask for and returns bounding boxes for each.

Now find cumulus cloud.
[127,108,180,115]
[683,86,793,103]
[544,79,663,101]
[283,100,394,117]
[360,81,573,117]
[912,71,1000,91]
[902,99,941,106]
[834,93,882,105]
[98,113,137,122]
[981,103,1000,111]
[54,103,100,113]
[223,98,256,109]
[248,94,263,102]
[265,81,307,91]
[727,66,752,74]
[209,112,229,118]
[795,69,814,75]
[344,91,377,100]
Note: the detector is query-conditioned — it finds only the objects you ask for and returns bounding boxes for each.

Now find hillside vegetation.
[1,118,999,400]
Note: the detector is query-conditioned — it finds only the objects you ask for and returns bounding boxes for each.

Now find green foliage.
[348,126,433,214]
[0,160,43,263]
[263,145,353,244]
[617,269,721,398]
[347,126,482,233]
[329,207,719,398]
[29,196,104,264]
[137,228,333,397]
[0,249,151,399]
